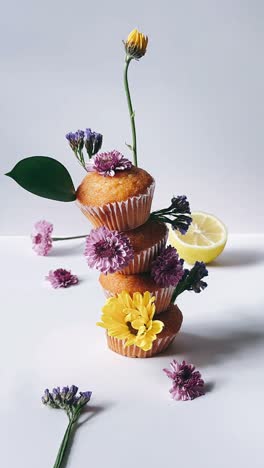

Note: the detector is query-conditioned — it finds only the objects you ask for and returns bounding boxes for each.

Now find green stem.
[124,57,138,167]
[52,235,87,241]
[53,417,76,468]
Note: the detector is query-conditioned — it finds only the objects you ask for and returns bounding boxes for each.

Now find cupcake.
[121,219,168,274]
[106,303,183,358]
[99,271,174,314]
[76,163,155,231]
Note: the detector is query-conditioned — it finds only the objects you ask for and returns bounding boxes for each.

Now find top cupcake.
[77,165,154,206]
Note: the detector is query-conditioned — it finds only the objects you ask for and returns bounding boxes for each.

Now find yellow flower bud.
[124,28,148,59]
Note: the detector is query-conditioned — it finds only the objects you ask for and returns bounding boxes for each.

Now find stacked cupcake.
[77,152,184,358]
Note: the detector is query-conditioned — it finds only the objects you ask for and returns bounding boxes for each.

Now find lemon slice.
[168,211,227,264]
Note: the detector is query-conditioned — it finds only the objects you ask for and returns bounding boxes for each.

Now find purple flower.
[163,360,205,401]
[66,130,85,152]
[85,128,103,157]
[86,150,132,176]
[31,220,53,256]
[150,195,192,235]
[84,226,134,274]
[151,246,184,287]
[42,386,92,412]
[46,269,79,288]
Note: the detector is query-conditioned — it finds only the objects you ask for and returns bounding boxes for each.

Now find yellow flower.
[124,28,148,59]
[97,291,164,351]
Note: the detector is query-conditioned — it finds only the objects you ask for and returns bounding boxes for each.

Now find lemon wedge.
[168,211,227,264]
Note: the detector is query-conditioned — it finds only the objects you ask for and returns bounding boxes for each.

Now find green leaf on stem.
[6,156,76,202]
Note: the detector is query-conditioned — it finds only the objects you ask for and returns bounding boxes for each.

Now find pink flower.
[86,150,132,176]
[84,226,134,274]
[46,269,79,288]
[31,220,53,256]
[163,360,205,401]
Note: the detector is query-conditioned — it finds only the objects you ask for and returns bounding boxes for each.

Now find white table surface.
[1,234,264,468]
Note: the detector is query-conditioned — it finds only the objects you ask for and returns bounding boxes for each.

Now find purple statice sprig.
[42,386,92,468]
[46,269,79,288]
[84,226,134,274]
[151,246,184,287]
[86,150,132,177]
[171,261,208,302]
[66,128,103,170]
[163,360,205,401]
[150,195,192,235]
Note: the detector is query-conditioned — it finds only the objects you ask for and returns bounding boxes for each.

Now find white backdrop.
[1,0,263,235]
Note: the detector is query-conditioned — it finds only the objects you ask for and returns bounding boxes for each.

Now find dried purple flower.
[151,246,184,287]
[46,269,79,288]
[85,128,103,158]
[150,195,192,235]
[86,150,132,176]
[31,220,53,256]
[172,261,208,302]
[187,261,208,293]
[84,226,134,274]
[163,360,205,401]
[65,130,85,152]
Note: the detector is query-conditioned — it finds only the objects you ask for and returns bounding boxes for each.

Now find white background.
[1,0,263,235]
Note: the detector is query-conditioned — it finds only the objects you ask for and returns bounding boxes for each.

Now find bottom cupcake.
[106,303,183,358]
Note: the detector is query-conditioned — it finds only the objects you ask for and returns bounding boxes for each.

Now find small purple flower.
[46,269,79,288]
[163,360,205,401]
[85,128,103,157]
[66,130,85,152]
[170,195,191,215]
[151,246,184,287]
[42,386,92,412]
[86,150,132,176]
[31,220,53,256]
[84,226,134,274]
[185,261,208,293]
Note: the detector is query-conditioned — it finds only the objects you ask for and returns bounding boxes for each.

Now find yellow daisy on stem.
[123,28,148,167]
[97,291,164,352]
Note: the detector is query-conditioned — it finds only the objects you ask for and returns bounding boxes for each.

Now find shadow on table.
[61,403,112,468]
[163,325,264,368]
[49,241,86,258]
[210,245,264,267]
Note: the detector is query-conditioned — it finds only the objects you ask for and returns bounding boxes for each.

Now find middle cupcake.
[120,219,168,274]
[99,271,175,314]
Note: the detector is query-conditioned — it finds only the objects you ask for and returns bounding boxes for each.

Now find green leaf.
[125,142,133,151]
[5,156,76,202]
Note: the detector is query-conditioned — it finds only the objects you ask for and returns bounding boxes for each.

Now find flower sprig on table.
[42,386,92,468]
[31,220,87,256]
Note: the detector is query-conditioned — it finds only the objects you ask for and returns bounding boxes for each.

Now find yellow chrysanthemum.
[97,291,164,351]
[124,28,148,59]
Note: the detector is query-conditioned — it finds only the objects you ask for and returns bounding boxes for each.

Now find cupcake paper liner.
[106,304,183,358]
[103,284,175,314]
[120,227,168,275]
[76,181,155,231]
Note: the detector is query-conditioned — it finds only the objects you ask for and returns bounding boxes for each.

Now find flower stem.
[53,417,75,468]
[124,56,138,167]
[52,235,87,241]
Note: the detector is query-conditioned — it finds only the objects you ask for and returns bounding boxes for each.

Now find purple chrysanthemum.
[163,360,205,401]
[151,246,184,287]
[31,220,53,256]
[84,226,134,274]
[86,150,132,176]
[46,269,79,288]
